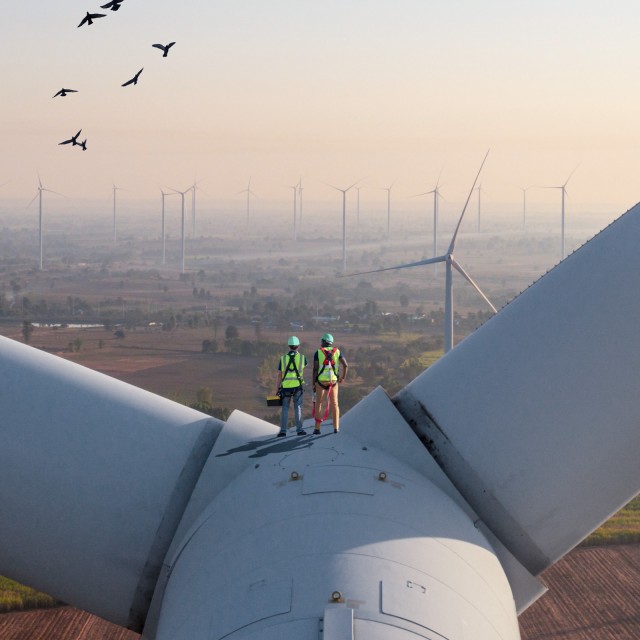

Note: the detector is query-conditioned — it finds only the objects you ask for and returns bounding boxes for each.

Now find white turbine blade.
[563,163,580,188]
[342,254,447,278]
[410,190,435,198]
[450,258,497,313]
[42,188,65,197]
[448,149,490,254]
[395,201,640,582]
[0,336,220,630]
[26,192,39,208]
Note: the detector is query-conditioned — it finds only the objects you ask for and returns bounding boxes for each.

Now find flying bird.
[58,130,82,146]
[79,140,87,151]
[77,12,107,27]
[100,0,124,10]
[52,88,78,98]
[121,68,143,87]
[152,42,176,57]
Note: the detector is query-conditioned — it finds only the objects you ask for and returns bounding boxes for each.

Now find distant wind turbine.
[287,183,298,242]
[382,182,395,235]
[328,180,361,274]
[297,177,304,231]
[27,175,63,271]
[189,179,205,236]
[412,171,444,273]
[160,189,177,265]
[238,178,256,222]
[169,187,190,274]
[355,186,363,226]
[539,166,579,260]
[344,151,495,353]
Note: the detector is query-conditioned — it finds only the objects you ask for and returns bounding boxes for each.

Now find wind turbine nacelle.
[147,393,522,640]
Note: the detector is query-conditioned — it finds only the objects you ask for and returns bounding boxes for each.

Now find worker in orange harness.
[312,333,348,434]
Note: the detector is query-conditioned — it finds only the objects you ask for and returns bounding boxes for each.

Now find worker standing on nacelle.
[312,333,348,434]
[276,336,307,437]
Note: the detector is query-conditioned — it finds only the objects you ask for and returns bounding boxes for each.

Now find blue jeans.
[280,387,304,432]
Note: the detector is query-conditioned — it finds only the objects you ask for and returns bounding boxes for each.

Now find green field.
[0,576,58,613]
[582,496,640,546]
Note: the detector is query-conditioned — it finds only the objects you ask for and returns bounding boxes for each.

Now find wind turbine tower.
[239,177,256,223]
[297,177,303,231]
[160,190,176,266]
[384,182,394,235]
[412,173,443,273]
[329,180,360,274]
[170,187,190,274]
[189,179,205,237]
[541,167,578,260]
[348,152,494,352]
[28,175,61,271]
[288,183,298,242]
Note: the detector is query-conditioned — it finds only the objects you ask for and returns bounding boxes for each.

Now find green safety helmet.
[288,336,300,347]
[321,333,334,345]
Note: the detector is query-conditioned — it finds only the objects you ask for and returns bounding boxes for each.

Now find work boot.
[297,430,307,436]
[313,429,321,435]
[277,431,286,438]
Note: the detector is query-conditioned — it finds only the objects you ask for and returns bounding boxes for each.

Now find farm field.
[519,544,640,639]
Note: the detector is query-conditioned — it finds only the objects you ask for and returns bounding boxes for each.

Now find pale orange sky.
[2,1,640,216]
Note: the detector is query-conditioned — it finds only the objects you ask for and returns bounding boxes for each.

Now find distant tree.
[225,325,239,341]
[202,339,218,354]
[196,387,213,407]
[22,320,34,344]
[114,329,126,339]
[98,339,105,349]
[399,293,410,308]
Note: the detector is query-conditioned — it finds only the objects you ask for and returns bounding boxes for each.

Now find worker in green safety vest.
[312,333,348,435]
[276,336,307,437]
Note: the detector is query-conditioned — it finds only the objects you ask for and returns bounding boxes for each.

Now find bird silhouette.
[79,140,88,151]
[121,68,143,87]
[77,12,107,27]
[100,0,124,10]
[59,130,82,146]
[152,42,176,57]
[53,88,78,98]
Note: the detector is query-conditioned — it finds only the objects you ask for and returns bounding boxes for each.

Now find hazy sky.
[2,1,640,214]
